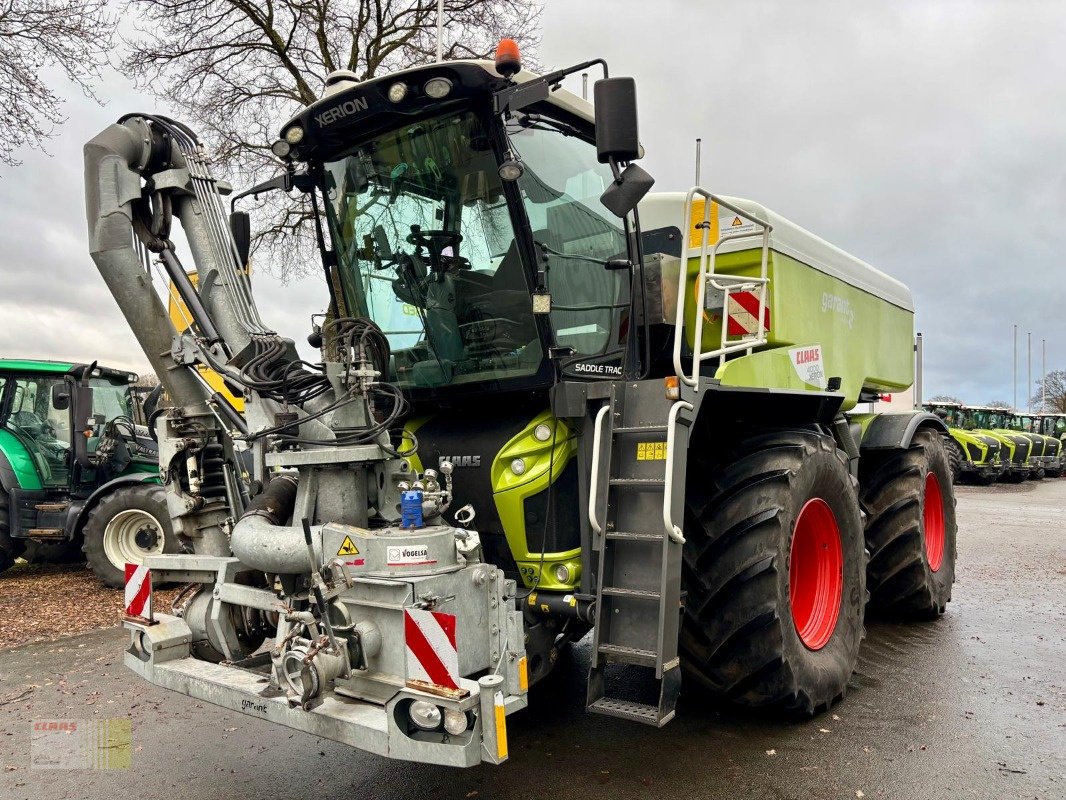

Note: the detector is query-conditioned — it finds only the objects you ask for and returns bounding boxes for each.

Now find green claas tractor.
[0,359,175,586]
[1013,413,1062,478]
[82,43,958,766]
[969,406,1032,482]
[1038,413,1066,474]
[921,401,1004,484]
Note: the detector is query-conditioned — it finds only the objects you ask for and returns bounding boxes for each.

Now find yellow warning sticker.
[730,215,743,227]
[636,441,667,461]
[337,535,360,556]
[688,199,720,248]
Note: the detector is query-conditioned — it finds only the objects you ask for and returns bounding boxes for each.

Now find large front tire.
[81,484,177,588]
[680,429,867,716]
[860,429,957,618]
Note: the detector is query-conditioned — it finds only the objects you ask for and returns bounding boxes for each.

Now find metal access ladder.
[586,381,692,726]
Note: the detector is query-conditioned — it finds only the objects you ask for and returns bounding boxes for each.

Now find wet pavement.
[1,479,1063,799]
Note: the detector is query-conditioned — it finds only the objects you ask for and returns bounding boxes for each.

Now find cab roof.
[0,359,137,381]
[0,359,77,373]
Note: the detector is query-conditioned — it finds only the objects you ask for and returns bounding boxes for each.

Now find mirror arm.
[494,58,609,116]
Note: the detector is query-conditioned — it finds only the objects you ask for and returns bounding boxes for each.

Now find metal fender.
[857,411,949,452]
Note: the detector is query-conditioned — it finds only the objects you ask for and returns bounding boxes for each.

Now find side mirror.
[51,383,70,411]
[230,212,251,269]
[600,163,655,218]
[594,77,641,164]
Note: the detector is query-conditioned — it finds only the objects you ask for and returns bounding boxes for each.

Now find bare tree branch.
[0,0,115,167]
[123,0,542,278]
[1030,370,1066,413]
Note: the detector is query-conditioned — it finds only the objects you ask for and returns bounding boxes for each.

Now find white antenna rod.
[436,0,444,62]
[1013,323,1018,410]
[582,73,588,100]
[695,138,702,186]
[1028,331,1032,412]
[1042,337,1047,411]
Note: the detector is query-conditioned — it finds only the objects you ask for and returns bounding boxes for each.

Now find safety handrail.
[671,188,773,390]
[587,404,611,536]
[662,400,692,544]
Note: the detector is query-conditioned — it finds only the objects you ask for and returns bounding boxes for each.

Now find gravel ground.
[0,478,1063,799]
[0,563,181,650]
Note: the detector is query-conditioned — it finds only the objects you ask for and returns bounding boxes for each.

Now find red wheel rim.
[924,472,945,572]
[789,498,844,651]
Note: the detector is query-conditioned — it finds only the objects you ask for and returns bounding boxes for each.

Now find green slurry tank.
[639,193,914,408]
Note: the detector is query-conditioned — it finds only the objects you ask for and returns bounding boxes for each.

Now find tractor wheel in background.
[1028,465,1045,480]
[859,429,957,619]
[81,484,177,588]
[680,429,867,716]
[945,439,963,484]
[0,490,24,573]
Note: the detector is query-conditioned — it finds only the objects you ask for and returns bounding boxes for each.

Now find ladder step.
[589,697,670,725]
[605,531,664,542]
[34,502,70,513]
[612,425,668,436]
[598,644,658,667]
[608,477,665,490]
[27,528,65,538]
[601,586,661,600]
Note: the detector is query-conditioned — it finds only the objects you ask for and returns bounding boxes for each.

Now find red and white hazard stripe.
[726,291,770,336]
[404,608,459,690]
[124,563,153,620]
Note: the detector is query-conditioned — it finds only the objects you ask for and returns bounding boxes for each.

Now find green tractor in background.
[0,359,176,586]
[969,407,1035,482]
[921,401,1004,484]
[1039,412,1066,453]
[1015,412,1063,478]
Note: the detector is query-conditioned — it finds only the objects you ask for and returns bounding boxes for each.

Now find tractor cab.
[269,56,651,400]
[0,360,160,573]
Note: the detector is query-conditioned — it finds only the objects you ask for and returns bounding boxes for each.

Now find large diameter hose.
[84,120,209,410]
[230,476,322,574]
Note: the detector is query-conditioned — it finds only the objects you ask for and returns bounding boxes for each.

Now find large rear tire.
[680,429,866,716]
[859,429,957,618]
[81,484,177,588]
[946,439,963,484]
[0,490,24,573]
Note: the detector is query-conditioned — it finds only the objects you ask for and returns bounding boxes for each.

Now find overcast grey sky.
[0,1,1062,406]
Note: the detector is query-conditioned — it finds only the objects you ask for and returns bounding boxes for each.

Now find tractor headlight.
[388,82,408,103]
[282,125,305,145]
[443,708,468,735]
[510,458,526,476]
[424,77,453,99]
[533,423,552,442]
[408,700,442,730]
[271,140,291,158]
[552,563,571,583]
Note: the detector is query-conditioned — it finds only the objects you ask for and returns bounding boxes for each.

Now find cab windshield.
[322,107,627,391]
